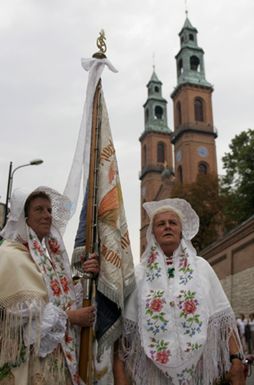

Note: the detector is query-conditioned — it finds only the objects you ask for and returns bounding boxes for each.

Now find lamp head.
[30,159,43,166]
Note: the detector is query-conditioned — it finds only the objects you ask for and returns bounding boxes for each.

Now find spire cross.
[185,0,188,17]
[152,52,156,71]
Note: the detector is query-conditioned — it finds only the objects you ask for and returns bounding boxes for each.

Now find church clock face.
[176,150,182,162]
[197,146,208,157]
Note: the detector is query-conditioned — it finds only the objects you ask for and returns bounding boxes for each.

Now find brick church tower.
[140,15,218,253]
[139,68,173,252]
[171,15,218,184]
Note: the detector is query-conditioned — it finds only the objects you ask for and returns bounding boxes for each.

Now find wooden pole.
[79,80,102,384]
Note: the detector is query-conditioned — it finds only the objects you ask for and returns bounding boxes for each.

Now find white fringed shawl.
[0,240,70,384]
[123,239,240,385]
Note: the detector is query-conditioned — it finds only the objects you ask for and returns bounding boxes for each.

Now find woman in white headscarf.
[121,198,245,385]
[0,187,98,385]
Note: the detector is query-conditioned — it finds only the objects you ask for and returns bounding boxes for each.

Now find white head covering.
[143,198,199,241]
[1,186,71,241]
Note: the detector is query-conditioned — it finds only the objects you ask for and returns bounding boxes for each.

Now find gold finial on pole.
[93,29,107,58]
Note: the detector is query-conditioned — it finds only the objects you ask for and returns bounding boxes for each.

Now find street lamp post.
[3,159,44,226]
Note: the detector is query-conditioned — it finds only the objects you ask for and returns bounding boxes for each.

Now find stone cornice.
[171,125,217,143]
[201,216,254,260]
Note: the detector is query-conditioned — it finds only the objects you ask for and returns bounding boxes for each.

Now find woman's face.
[153,210,182,254]
[26,197,52,240]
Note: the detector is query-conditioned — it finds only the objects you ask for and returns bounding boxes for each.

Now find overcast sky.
[1,0,254,263]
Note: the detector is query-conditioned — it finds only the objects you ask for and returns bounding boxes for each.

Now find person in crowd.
[244,316,251,355]
[118,198,246,385]
[237,314,247,353]
[248,313,254,354]
[0,187,99,385]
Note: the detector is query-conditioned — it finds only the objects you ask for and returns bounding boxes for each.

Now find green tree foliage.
[220,129,254,227]
[171,174,224,252]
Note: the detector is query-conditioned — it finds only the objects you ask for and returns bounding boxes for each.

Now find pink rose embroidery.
[150,298,163,312]
[65,334,73,344]
[156,350,170,364]
[48,239,60,254]
[183,299,197,314]
[50,279,61,296]
[181,257,188,269]
[148,251,157,265]
[33,240,43,255]
[60,276,70,293]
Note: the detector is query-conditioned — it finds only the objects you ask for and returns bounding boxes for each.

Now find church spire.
[139,67,174,253]
[143,67,170,134]
[175,15,212,88]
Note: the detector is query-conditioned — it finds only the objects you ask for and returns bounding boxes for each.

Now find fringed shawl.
[123,241,241,385]
[0,237,78,385]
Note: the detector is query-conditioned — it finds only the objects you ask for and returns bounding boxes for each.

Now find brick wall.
[201,216,254,316]
[221,266,254,316]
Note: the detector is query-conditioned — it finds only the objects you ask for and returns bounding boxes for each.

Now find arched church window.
[194,97,204,122]
[181,36,184,44]
[190,55,200,71]
[177,59,183,75]
[189,34,194,41]
[155,105,163,120]
[157,142,165,163]
[145,108,149,123]
[198,162,208,175]
[154,86,159,93]
[177,165,183,184]
[176,101,182,126]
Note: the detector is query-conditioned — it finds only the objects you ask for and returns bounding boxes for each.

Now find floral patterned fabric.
[123,199,241,385]
[138,237,208,383]
[123,241,240,385]
[26,226,82,385]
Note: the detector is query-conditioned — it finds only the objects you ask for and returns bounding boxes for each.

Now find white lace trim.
[23,302,67,358]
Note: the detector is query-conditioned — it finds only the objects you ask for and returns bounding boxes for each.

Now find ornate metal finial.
[93,29,107,59]
[152,52,156,71]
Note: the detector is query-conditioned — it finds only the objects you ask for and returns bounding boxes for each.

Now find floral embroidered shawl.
[27,225,81,384]
[124,238,240,385]
[139,237,208,382]
[123,199,241,385]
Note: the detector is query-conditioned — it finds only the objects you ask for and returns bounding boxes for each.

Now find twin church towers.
[140,15,218,251]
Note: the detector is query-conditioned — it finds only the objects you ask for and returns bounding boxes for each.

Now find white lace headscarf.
[143,198,199,257]
[1,186,71,242]
[138,198,209,383]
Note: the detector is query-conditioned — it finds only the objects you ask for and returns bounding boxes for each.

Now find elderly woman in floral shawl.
[118,198,245,385]
[0,187,99,385]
